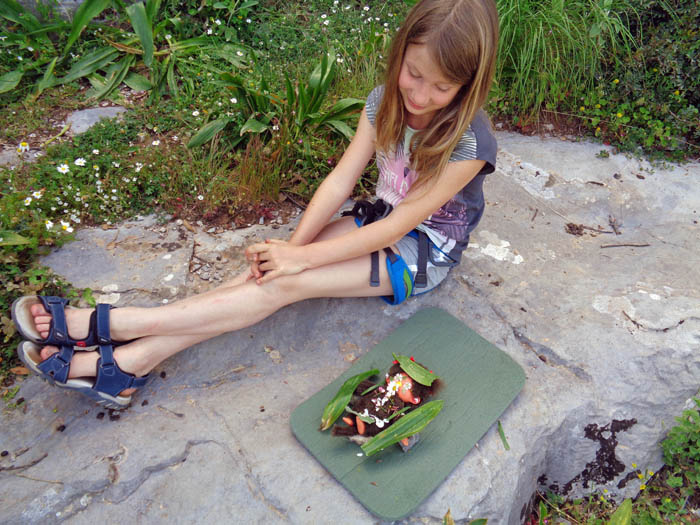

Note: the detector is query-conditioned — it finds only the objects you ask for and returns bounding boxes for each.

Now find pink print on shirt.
[375,149,418,207]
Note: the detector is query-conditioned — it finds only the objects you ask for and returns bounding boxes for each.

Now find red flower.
[410,356,415,362]
[392,360,398,364]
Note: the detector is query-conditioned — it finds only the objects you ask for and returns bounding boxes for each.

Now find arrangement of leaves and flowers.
[320,354,443,457]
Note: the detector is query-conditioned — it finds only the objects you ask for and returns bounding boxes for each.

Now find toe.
[40,345,59,361]
[30,303,49,316]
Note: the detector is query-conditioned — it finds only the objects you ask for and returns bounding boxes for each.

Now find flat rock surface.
[1,133,698,524]
[66,107,127,136]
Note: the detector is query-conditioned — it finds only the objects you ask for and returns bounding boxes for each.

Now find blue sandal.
[12,296,117,348]
[18,340,149,410]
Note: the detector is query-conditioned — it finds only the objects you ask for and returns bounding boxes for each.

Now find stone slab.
[1,133,699,524]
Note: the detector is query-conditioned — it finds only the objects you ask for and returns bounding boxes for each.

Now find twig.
[622,310,642,329]
[281,191,307,210]
[41,123,71,148]
[608,215,621,235]
[12,472,64,485]
[531,208,539,221]
[0,453,48,472]
[535,490,583,525]
[601,243,650,249]
[582,225,613,234]
[586,181,605,186]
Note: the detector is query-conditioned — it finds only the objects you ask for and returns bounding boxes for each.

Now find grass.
[0,0,698,517]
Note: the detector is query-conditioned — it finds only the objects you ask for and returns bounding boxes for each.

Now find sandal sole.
[17,341,133,410]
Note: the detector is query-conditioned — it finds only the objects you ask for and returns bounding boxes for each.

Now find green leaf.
[393,353,438,386]
[361,400,444,456]
[0,70,23,94]
[187,118,231,148]
[126,2,154,67]
[145,0,162,23]
[166,57,177,96]
[320,369,379,431]
[0,0,41,31]
[65,0,111,54]
[497,420,510,451]
[124,72,153,91]
[607,498,632,525]
[239,117,269,135]
[469,520,488,525]
[323,120,354,140]
[60,47,120,84]
[0,231,31,246]
[89,54,133,100]
[34,56,58,96]
[323,98,365,121]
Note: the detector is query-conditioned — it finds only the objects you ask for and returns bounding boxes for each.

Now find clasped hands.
[244,239,307,284]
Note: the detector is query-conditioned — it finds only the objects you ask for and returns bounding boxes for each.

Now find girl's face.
[398,43,462,129]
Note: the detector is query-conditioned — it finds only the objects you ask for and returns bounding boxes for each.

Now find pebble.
[207,227,216,233]
[57,425,66,432]
[160,371,167,379]
[1,450,8,457]
[142,400,149,406]
[96,412,105,420]
[259,217,265,224]
[163,273,174,282]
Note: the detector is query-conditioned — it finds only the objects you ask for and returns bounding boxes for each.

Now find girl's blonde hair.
[375,0,498,189]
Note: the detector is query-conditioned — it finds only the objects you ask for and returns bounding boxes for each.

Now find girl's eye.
[409,70,420,79]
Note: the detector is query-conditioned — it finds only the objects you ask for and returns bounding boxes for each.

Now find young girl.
[12,0,499,409]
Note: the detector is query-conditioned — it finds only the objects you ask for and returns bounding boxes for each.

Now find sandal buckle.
[99,362,117,377]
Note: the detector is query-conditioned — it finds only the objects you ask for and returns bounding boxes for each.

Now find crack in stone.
[103,439,216,504]
[209,408,287,518]
[512,329,592,381]
[623,312,699,333]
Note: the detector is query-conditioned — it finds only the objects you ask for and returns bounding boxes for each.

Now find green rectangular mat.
[290,307,526,520]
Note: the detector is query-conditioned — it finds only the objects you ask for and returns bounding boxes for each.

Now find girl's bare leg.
[33,217,395,393]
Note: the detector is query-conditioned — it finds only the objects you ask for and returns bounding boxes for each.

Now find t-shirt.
[365,85,497,262]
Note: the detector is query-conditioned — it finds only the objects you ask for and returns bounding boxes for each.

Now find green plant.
[0,0,241,104]
[662,398,700,490]
[495,0,637,117]
[189,49,364,148]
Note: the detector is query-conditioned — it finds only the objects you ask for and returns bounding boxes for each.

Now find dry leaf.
[182,220,197,233]
[10,367,29,375]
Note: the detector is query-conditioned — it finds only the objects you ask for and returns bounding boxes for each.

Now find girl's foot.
[37,343,147,397]
[30,302,137,342]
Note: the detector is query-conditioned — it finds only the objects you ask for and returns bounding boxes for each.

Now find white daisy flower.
[152,140,160,146]
[207,28,213,35]
[23,197,32,206]
[57,164,69,174]
[17,141,29,153]
[112,161,120,168]
[230,97,238,103]
[60,220,73,232]
[236,50,243,57]
[192,110,200,116]
[92,149,100,155]
[45,220,54,229]
[75,157,86,166]
[32,191,42,198]
[197,195,204,200]
[215,19,222,25]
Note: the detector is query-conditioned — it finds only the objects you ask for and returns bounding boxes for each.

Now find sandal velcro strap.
[93,344,149,397]
[40,296,71,343]
[35,296,117,348]
[37,345,75,383]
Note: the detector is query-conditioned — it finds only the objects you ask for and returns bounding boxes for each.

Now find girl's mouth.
[406,96,426,111]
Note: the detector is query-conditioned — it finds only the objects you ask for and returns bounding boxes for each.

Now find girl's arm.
[248,156,486,283]
[287,108,377,246]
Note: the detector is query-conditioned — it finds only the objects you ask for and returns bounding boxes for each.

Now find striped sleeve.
[365,86,384,127]
[449,109,497,175]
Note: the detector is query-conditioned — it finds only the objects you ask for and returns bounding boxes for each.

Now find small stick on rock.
[601,243,650,249]
[608,214,621,235]
[531,208,539,221]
